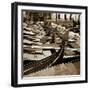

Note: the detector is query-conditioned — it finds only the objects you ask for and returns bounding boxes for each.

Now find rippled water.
[25,61,80,77]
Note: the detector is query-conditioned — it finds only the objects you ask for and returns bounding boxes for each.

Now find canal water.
[25,61,80,77]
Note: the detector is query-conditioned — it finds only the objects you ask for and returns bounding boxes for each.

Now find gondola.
[23,41,80,75]
[23,29,80,75]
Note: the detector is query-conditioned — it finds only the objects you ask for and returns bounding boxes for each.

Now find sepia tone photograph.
[22,11,80,77]
[11,2,88,87]
[11,2,87,87]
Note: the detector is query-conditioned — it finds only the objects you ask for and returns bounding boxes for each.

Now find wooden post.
[56,13,57,23]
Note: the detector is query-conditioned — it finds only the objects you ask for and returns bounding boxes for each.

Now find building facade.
[23,11,80,27]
